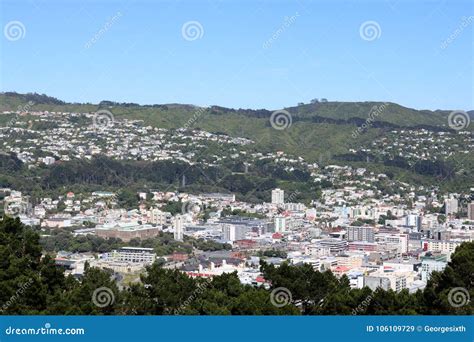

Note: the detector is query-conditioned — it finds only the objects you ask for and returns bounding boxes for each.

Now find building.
[222,224,250,242]
[379,233,408,254]
[468,202,474,220]
[422,240,464,255]
[405,214,422,232]
[42,156,56,165]
[305,244,331,257]
[173,215,184,241]
[109,247,156,264]
[348,241,377,252]
[271,188,284,205]
[347,226,375,242]
[318,239,348,254]
[274,216,286,233]
[150,208,172,225]
[364,269,415,292]
[95,222,161,242]
[421,259,447,282]
[219,217,270,236]
[445,198,458,216]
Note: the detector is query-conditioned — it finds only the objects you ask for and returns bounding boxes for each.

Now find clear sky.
[1,0,473,111]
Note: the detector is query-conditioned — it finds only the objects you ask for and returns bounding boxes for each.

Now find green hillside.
[0,92,467,164]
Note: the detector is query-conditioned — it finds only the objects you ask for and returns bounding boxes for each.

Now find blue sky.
[1,0,473,110]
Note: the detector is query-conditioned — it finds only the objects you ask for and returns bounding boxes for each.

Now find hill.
[0,92,465,160]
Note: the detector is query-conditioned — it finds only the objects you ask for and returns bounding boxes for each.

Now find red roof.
[272,233,283,239]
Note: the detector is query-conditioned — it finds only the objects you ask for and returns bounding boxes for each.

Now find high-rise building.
[173,215,184,241]
[347,226,375,242]
[271,188,284,205]
[405,214,422,232]
[468,202,474,220]
[274,216,286,233]
[222,224,250,242]
[445,198,458,216]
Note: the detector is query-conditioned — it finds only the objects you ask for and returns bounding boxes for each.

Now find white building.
[274,216,286,233]
[173,215,184,241]
[271,188,284,205]
[421,259,447,282]
[347,226,374,242]
[423,240,464,256]
[109,247,156,264]
[150,208,172,225]
[445,198,458,216]
[222,224,250,242]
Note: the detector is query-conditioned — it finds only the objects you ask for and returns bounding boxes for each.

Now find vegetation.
[40,229,230,256]
[1,217,472,315]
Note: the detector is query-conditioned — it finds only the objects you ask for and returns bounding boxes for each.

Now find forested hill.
[1,92,471,172]
[0,91,461,128]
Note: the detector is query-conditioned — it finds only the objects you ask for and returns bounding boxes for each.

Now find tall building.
[405,214,421,232]
[274,216,286,233]
[468,202,474,220]
[222,224,250,242]
[173,215,184,241]
[271,188,284,205]
[150,208,172,225]
[347,226,375,242]
[445,198,458,216]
